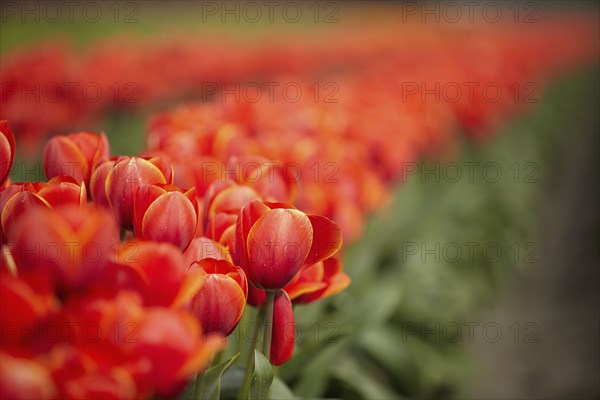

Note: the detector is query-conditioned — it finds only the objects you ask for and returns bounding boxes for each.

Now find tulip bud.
[270,290,294,366]
[105,156,173,229]
[187,258,248,336]
[42,131,109,186]
[0,120,16,188]
[133,184,197,251]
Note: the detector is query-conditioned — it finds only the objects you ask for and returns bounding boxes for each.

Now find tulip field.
[1,2,599,399]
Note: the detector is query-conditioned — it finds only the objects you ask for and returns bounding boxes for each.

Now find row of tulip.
[2,16,597,155]
[1,122,348,398]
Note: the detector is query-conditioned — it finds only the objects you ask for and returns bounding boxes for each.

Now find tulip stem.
[239,307,263,400]
[262,290,276,360]
[194,370,205,400]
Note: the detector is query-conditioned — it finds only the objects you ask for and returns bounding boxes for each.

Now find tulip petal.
[305,215,343,265]
[134,184,167,238]
[188,274,247,336]
[246,208,313,289]
[141,192,197,251]
[0,120,16,186]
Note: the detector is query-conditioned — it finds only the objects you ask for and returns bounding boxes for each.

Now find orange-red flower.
[133,184,197,251]
[0,120,16,188]
[43,131,110,186]
[108,241,201,308]
[7,204,119,290]
[105,156,173,228]
[187,258,248,336]
[236,200,342,290]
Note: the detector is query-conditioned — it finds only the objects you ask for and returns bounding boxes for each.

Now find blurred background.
[1,1,599,399]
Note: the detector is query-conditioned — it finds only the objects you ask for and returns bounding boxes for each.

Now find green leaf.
[249,350,273,400]
[199,353,240,400]
[269,376,296,399]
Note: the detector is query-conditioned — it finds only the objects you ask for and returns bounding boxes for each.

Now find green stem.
[239,307,264,400]
[194,370,205,400]
[262,290,276,360]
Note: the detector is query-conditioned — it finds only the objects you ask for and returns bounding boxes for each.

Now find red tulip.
[105,156,173,229]
[1,177,86,241]
[187,258,248,336]
[42,131,109,186]
[226,155,297,203]
[131,308,224,397]
[270,291,294,366]
[182,237,232,268]
[0,120,16,187]
[108,241,202,307]
[202,180,260,243]
[133,184,197,251]
[236,200,342,289]
[7,204,119,289]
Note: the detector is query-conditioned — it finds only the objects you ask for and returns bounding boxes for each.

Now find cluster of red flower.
[1,122,348,398]
[1,17,597,154]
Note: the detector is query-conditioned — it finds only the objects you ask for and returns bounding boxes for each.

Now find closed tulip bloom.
[187,258,248,336]
[0,120,16,188]
[133,184,197,251]
[236,200,343,290]
[270,290,294,366]
[105,156,173,229]
[42,131,110,186]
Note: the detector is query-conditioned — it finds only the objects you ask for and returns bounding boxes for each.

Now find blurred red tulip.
[0,120,16,187]
[133,184,197,251]
[108,241,202,307]
[226,155,297,203]
[7,204,119,289]
[0,352,57,400]
[202,180,260,243]
[187,258,248,336]
[105,156,173,229]
[43,131,109,186]
[270,290,294,366]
